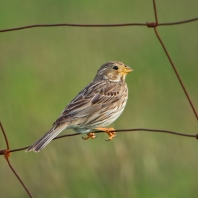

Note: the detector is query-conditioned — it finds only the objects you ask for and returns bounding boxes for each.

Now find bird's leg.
[96,127,116,141]
[82,132,97,140]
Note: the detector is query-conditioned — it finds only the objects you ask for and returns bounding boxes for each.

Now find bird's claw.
[105,132,117,141]
[82,132,97,140]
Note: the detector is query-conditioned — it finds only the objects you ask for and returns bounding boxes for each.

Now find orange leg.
[96,127,116,141]
[82,132,97,140]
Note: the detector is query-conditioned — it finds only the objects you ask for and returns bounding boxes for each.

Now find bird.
[26,61,133,152]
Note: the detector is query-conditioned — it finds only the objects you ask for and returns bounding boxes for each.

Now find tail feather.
[26,123,69,152]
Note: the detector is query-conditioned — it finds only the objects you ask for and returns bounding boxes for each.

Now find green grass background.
[0,0,198,197]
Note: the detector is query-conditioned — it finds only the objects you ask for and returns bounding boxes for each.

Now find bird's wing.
[54,80,125,125]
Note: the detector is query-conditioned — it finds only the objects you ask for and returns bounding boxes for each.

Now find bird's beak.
[122,65,134,74]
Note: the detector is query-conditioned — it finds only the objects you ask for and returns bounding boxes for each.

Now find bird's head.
[94,61,133,82]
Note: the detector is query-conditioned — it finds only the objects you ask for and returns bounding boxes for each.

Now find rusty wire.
[0,17,198,33]
[0,122,33,198]
[0,0,198,197]
[0,128,197,155]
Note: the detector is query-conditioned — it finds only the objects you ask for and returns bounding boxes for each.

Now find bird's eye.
[113,66,118,70]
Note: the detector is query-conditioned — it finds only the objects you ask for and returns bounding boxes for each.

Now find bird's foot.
[82,132,97,140]
[96,127,116,141]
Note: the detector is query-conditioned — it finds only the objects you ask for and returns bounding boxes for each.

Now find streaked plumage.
[26,61,133,152]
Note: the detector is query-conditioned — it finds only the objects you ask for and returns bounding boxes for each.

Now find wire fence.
[0,0,198,197]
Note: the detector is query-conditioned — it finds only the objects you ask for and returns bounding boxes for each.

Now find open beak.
[122,65,134,74]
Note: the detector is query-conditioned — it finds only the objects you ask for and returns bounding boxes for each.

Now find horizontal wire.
[0,17,198,33]
[0,128,197,155]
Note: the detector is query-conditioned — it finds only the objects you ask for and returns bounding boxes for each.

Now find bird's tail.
[26,123,69,152]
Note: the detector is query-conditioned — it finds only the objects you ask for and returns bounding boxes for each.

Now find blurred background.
[0,0,198,197]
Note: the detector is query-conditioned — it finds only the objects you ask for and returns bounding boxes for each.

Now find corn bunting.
[26,61,133,152]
